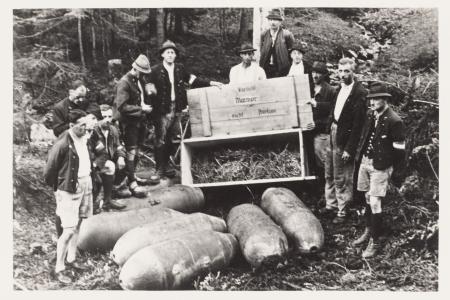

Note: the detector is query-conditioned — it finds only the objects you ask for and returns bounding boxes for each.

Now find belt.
[332,119,338,124]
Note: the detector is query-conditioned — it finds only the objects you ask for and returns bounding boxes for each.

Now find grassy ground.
[13,144,438,291]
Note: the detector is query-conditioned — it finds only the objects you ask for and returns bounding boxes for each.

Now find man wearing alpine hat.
[113,54,153,197]
[352,82,406,258]
[229,43,267,84]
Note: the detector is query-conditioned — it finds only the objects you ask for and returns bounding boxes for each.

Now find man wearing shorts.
[44,111,93,283]
[352,83,405,258]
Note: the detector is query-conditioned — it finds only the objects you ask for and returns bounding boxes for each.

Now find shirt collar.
[340,80,355,90]
[375,105,389,119]
[163,61,175,71]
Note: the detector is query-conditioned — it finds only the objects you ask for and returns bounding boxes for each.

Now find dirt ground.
[12,144,438,291]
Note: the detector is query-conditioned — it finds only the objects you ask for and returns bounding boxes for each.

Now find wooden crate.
[187,75,314,137]
[181,128,316,188]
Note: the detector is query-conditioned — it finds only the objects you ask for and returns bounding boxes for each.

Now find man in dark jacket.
[113,54,153,197]
[44,111,93,283]
[352,83,405,258]
[324,58,367,224]
[259,8,295,78]
[89,105,127,211]
[52,79,102,138]
[287,42,314,96]
[304,62,337,198]
[147,40,223,183]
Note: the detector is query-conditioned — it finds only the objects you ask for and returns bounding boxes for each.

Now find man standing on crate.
[147,40,223,184]
[259,8,295,78]
[322,58,367,224]
[44,111,93,284]
[229,43,267,84]
[352,83,405,258]
[113,54,153,198]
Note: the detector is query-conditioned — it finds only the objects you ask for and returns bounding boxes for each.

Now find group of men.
[43,8,405,283]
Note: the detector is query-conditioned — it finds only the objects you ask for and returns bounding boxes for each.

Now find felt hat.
[266,9,283,21]
[159,40,179,56]
[311,61,328,74]
[237,43,257,55]
[367,82,392,99]
[132,54,151,74]
[288,42,306,54]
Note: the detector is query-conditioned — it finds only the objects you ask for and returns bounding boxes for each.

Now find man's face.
[69,85,88,105]
[312,71,326,85]
[99,109,113,129]
[161,48,177,64]
[240,52,254,65]
[370,98,387,112]
[338,63,354,85]
[290,50,303,64]
[71,118,87,137]
[268,18,281,30]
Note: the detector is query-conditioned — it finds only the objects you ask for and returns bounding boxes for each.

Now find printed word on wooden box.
[187,75,313,137]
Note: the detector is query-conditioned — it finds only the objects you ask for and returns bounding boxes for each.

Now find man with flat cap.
[259,8,295,78]
[147,40,223,183]
[229,43,267,84]
[352,83,405,258]
[287,41,314,96]
[113,54,152,197]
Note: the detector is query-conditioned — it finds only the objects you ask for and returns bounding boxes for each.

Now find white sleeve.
[259,67,267,80]
[229,67,236,84]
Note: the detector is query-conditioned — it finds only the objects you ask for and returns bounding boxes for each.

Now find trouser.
[325,123,355,217]
[154,104,180,171]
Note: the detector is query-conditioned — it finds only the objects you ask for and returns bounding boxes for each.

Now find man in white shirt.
[44,111,94,283]
[148,40,223,183]
[229,43,266,84]
[323,58,367,224]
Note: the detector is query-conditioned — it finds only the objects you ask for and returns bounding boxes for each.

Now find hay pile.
[191,143,302,183]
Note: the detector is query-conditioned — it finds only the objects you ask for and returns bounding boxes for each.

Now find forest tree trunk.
[238,9,249,45]
[156,8,165,46]
[78,15,86,71]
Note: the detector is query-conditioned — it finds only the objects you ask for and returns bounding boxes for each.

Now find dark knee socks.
[371,213,383,241]
[55,215,63,238]
[101,174,114,204]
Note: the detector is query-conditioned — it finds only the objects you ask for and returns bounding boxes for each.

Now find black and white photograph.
[9,0,444,293]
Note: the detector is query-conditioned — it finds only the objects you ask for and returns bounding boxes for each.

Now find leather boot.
[162,146,175,178]
[150,147,164,184]
[352,227,371,247]
[102,174,126,210]
[362,238,381,258]
[125,159,136,183]
[129,180,147,198]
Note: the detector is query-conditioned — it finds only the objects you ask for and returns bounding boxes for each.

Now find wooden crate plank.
[180,142,193,185]
[209,115,297,136]
[199,89,212,137]
[292,75,314,130]
[208,101,292,122]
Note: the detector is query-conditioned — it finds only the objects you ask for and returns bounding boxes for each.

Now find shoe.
[362,238,381,258]
[352,227,371,247]
[108,199,127,210]
[129,181,147,198]
[149,173,161,185]
[319,207,336,215]
[332,215,347,224]
[164,167,176,178]
[54,270,72,284]
[113,188,132,199]
[135,175,150,186]
[66,260,89,271]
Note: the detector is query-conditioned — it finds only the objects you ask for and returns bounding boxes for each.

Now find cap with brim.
[159,40,179,56]
[266,9,283,21]
[132,54,151,74]
[367,83,392,99]
[237,43,257,55]
[288,42,306,55]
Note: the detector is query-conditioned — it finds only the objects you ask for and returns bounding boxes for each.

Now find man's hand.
[342,151,351,162]
[210,81,223,88]
[306,98,317,108]
[142,104,153,114]
[306,122,316,131]
[117,157,126,170]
